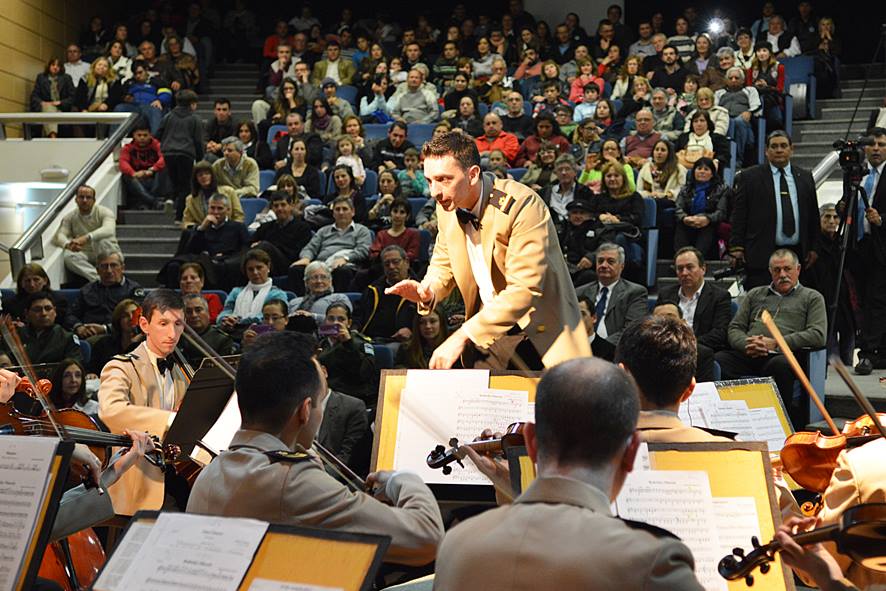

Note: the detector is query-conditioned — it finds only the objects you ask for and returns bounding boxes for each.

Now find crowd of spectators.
[8,2,885,453]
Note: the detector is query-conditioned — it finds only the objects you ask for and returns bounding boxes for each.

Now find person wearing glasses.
[715,248,826,428]
[66,247,143,339]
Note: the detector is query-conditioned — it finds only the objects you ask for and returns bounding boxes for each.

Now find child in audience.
[573,84,600,122]
[488,149,510,171]
[397,148,430,198]
[676,74,699,116]
[335,136,365,187]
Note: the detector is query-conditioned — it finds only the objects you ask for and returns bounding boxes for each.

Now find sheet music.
[247,580,343,591]
[404,369,489,393]
[192,392,242,460]
[0,436,58,589]
[93,521,154,590]
[616,470,726,591]
[395,387,528,484]
[702,400,757,442]
[97,513,268,591]
[748,407,787,452]
[525,402,535,422]
[680,381,720,427]
[711,497,761,558]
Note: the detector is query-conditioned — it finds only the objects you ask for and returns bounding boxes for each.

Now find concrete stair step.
[117,237,179,254]
[127,270,160,288]
[117,224,182,239]
[840,76,886,88]
[818,97,883,108]
[123,253,173,271]
[119,210,176,225]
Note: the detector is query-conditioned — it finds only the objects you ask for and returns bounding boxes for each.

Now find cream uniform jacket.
[420,173,590,367]
[434,475,705,590]
[98,341,189,516]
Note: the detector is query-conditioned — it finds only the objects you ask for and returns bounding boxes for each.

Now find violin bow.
[830,357,886,439]
[759,310,840,434]
[0,315,67,439]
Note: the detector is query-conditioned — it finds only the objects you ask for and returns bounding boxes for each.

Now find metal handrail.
[812,150,841,188]
[0,112,139,277]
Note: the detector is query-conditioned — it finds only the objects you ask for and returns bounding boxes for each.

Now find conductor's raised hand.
[385,279,433,305]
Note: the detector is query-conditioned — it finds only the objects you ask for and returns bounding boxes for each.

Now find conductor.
[387,132,590,369]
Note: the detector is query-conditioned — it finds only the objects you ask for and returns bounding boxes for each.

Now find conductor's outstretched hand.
[385,280,432,305]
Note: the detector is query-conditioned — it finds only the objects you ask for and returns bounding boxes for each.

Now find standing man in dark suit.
[575,242,648,347]
[655,247,732,381]
[844,127,886,374]
[729,131,820,289]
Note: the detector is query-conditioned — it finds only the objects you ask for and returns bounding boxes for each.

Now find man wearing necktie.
[729,131,820,289]
[840,128,886,375]
[386,132,590,369]
[98,289,189,515]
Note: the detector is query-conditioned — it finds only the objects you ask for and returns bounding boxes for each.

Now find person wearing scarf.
[674,157,731,258]
[305,97,342,144]
[217,249,288,334]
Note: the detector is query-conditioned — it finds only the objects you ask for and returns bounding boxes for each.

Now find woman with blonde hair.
[591,161,645,266]
[609,55,642,99]
[75,56,121,113]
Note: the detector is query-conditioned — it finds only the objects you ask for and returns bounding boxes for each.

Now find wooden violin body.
[427,422,527,475]
[779,431,847,493]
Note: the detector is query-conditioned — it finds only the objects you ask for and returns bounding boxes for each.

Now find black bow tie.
[157,356,175,375]
[456,208,481,230]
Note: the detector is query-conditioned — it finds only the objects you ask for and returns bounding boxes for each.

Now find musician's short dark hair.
[421,131,481,170]
[141,288,184,322]
[237,331,321,431]
[534,358,639,467]
[615,316,697,407]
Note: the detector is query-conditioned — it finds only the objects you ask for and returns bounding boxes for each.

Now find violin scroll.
[718,536,775,587]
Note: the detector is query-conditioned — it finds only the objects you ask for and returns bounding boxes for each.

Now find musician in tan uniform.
[616,315,731,443]
[434,358,704,590]
[814,438,886,589]
[98,289,189,515]
[386,132,589,369]
[186,331,444,566]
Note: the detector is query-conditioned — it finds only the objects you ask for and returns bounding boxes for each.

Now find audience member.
[274,138,323,198]
[730,131,819,289]
[182,161,242,229]
[241,298,289,349]
[158,89,204,222]
[609,55,641,100]
[63,44,89,86]
[217,249,288,335]
[67,247,143,338]
[179,262,223,322]
[114,61,170,135]
[575,242,647,345]
[290,196,373,295]
[766,15,801,59]
[675,111,731,171]
[327,165,368,223]
[628,20,656,57]
[250,191,311,273]
[477,57,516,105]
[48,358,97,415]
[589,163,645,267]
[578,139,636,195]
[87,298,143,374]
[389,68,439,124]
[316,365,368,471]
[203,99,235,162]
[500,92,533,141]
[287,261,352,328]
[520,142,559,192]
[237,120,273,171]
[620,109,661,169]
[560,199,601,287]
[685,33,714,76]
[317,302,378,405]
[514,113,570,167]
[181,293,236,368]
[30,57,76,138]
[574,295,615,359]
[119,123,166,209]
[716,67,762,167]
[74,57,122,115]
[716,249,826,427]
[369,121,415,173]
[368,198,420,263]
[394,309,450,369]
[649,45,688,94]
[674,157,731,258]
[1,263,67,324]
[356,246,417,342]
[649,88,684,142]
[53,185,119,283]
[273,112,324,170]
[542,154,592,229]
[747,42,786,131]
[637,139,687,202]
[656,247,732,381]
[211,137,260,199]
[11,292,81,365]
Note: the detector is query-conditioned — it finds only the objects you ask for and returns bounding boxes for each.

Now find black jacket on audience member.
[251,216,312,262]
[356,276,417,340]
[187,221,250,258]
[317,389,368,468]
[655,282,733,351]
[66,278,143,330]
[369,138,416,171]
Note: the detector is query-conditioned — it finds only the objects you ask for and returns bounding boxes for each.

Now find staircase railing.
[0,112,139,278]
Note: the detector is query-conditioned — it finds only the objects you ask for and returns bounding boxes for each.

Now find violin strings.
[17,419,132,445]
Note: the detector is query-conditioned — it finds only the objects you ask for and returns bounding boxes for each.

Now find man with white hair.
[211,136,259,198]
[766,15,801,59]
[715,66,761,167]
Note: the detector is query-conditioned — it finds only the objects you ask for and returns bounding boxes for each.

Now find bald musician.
[187,331,444,566]
[434,358,705,590]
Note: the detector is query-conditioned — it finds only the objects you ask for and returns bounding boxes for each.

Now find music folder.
[164,365,235,455]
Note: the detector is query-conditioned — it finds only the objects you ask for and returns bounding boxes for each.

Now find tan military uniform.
[186,429,444,566]
[420,173,590,367]
[817,438,886,590]
[637,410,733,443]
[433,476,705,590]
[97,341,189,516]
[51,483,115,542]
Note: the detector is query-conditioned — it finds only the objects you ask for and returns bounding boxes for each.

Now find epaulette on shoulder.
[264,449,312,464]
[488,187,516,215]
[619,518,681,541]
[111,352,139,363]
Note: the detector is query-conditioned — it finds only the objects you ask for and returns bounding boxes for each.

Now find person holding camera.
[316,302,378,407]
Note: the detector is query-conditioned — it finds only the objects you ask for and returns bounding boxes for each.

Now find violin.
[427,422,526,475]
[760,312,886,493]
[718,502,886,586]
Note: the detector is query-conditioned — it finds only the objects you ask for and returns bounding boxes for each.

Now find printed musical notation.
[0,436,59,589]
[616,470,727,591]
[395,387,528,485]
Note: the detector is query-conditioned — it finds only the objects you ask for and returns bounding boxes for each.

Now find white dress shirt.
[145,345,176,411]
[678,281,704,331]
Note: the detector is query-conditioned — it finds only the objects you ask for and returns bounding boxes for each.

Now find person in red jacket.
[475,113,520,167]
[119,122,166,209]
